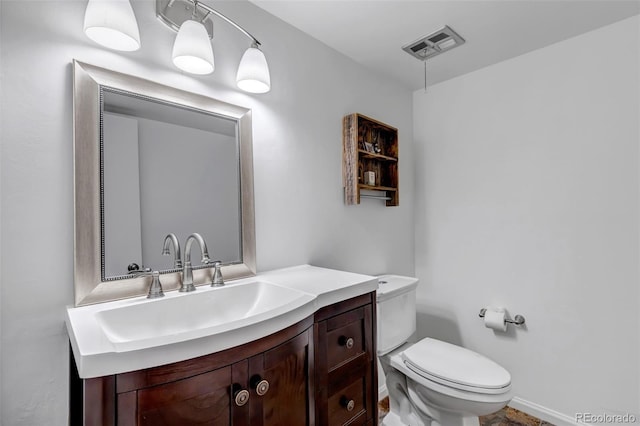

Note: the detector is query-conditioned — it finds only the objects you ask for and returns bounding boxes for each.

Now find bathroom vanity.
[67,265,378,426]
[68,63,377,425]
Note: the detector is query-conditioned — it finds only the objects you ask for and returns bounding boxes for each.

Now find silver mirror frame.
[73,60,256,306]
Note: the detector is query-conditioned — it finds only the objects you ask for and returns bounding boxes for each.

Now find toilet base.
[385,368,484,426]
[382,410,480,426]
[381,411,412,426]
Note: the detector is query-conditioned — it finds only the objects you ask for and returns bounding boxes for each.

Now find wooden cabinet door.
[129,366,234,426]
[248,329,312,426]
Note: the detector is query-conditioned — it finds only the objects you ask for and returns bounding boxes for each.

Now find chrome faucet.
[181,233,211,292]
[162,233,183,269]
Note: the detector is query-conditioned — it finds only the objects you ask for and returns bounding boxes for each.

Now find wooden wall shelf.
[343,113,399,206]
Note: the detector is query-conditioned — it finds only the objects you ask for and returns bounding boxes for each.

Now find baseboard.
[509,397,580,426]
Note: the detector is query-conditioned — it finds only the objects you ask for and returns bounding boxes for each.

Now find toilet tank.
[376,275,419,355]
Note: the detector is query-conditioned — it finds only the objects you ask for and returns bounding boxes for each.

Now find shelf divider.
[357,150,398,162]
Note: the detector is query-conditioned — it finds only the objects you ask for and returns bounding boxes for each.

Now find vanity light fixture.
[172,19,215,75]
[158,0,271,92]
[83,0,271,93]
[83,0,141,51]
[236,43,271,94]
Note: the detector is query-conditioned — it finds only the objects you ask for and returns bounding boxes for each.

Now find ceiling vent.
[402,25,465,61]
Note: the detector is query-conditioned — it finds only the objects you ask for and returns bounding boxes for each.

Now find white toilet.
[377,275,512,426]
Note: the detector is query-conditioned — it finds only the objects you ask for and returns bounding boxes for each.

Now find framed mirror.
[73,60,256,306]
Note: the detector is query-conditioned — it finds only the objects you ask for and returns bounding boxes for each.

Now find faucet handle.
[127,269,165,299]
[211,261,224,287]
[146,271,165,299]
[127,266,152,276]
[127,263,150,273]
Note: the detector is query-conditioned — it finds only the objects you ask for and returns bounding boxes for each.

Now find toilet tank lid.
[376,275,418,302]
[401,338,511,390]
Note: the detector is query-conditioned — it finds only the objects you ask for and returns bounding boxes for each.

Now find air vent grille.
[410,41,429,53]
[428,32,449,44]
[402,25,465,61]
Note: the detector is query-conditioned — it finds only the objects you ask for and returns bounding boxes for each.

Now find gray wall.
[0,1,414,424]
[103,112,240,277]
[137,117,240,270]
[103,113,143,276]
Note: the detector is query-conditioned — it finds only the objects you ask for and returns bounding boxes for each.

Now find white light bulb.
[172,20,215,75]
[236,46,271,93]
[84,0,140,51]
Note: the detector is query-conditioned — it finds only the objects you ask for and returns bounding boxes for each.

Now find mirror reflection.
[102,89,242,280]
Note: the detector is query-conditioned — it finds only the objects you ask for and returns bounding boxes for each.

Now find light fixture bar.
[192,0,261,46]
[157,0,261,46]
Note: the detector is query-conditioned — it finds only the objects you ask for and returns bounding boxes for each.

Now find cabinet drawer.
[326,307,366,370]
[328,377,366,426]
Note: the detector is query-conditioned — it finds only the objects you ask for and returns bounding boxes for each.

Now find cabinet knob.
[250,375,270,396]
[233,384,250,406]
[340,396,355,412]
[339,336,354,349]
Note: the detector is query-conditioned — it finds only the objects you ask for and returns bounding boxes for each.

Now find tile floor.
[378,396,389,421]
[378,397,555,426]
[479,406,556,426]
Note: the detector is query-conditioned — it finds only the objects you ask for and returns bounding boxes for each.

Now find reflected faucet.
[181,233,211,292]
[162,233,183,269]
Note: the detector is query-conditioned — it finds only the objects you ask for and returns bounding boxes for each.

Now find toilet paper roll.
[484,308,507,332]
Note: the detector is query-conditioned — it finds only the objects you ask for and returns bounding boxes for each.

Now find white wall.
[0,1,414,424]
[0,1,3,422]
[414,16,639,420]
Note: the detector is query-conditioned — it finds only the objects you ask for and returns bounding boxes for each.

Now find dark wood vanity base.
[70,292,377,426]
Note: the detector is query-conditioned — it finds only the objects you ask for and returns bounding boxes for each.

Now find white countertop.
[66,265,377,378]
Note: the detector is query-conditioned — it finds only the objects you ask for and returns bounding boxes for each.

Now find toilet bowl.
[377,275,512,426]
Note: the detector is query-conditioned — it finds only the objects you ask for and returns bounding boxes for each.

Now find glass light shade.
[84,0,140,51]
[172,20,215,75]
[236,46,271,93]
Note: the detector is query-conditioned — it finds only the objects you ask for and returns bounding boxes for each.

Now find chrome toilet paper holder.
[479,308,526,326]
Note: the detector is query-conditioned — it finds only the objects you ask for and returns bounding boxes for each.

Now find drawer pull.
[340,396,355,412]
[251,375,270,396]
[339,336,354,349]
[233,385,250,406]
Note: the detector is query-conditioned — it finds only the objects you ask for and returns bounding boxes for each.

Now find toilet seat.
[389,349,513,407]
[400,338,511,395]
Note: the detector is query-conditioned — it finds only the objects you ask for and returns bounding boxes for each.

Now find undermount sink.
[95,280,315,352]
